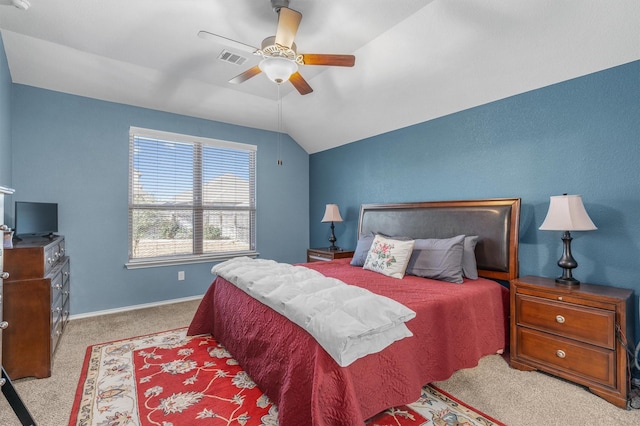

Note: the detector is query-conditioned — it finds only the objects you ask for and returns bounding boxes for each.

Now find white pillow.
[363,235,415,279]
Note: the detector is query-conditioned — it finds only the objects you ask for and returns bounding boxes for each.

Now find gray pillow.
[462,236,479,279]
[350,234,375,266]
[350,233,411,266]
[405,235,465,283]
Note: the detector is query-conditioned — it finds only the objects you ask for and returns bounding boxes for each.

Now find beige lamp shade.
[539,195,597,231]
[321,204,343,223]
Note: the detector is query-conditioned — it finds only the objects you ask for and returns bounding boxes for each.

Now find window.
[127,127,257,268]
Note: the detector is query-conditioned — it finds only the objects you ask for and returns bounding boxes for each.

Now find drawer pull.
[555,315,565,324]
[1,271,9,280]
[0,321,9,329]
[556,349,566,359]
[557,296,563,301]
[308,255,328,261]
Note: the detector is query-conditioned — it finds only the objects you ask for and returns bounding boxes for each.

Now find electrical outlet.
[178,271,185,281]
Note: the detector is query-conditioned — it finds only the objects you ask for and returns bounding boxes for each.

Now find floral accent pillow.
[363,235,415,279]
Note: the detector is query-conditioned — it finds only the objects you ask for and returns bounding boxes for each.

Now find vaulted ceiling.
[0,0,638,153]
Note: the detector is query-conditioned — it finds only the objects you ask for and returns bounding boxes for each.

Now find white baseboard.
[68,294,204,321]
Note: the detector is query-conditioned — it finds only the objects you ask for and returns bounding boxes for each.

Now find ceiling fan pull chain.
[277,85,283,166]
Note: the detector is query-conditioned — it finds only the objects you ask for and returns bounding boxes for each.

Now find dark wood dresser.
[2,235,70,379]
[1,187,37,424]
[0,186,14,381]
[510,275,633,408]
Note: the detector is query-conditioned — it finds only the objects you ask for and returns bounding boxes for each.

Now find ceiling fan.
[198,0,355,95]
[0,0,30,10]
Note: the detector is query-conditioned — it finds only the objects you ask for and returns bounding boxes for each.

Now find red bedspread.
[188,258,509,425]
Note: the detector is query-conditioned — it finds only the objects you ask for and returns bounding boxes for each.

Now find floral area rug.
[69,328,504,426]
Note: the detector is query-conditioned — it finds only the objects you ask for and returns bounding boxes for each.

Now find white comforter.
[211,257,416,367]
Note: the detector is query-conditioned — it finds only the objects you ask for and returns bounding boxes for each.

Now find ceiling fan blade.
[300,54,356,67]
[289,72,313,95]
[229,66,262,84]
[274,7,302,49]
[198,30,258,54]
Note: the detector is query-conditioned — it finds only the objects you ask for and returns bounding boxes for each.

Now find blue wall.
[310,60,640,339]
[8,85,309,315]
[3,19,639,334]
[0,33,12,194]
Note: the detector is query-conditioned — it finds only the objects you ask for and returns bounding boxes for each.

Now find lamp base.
[555,276,580,286]
[327,221,340,252]
[554,231,580,287]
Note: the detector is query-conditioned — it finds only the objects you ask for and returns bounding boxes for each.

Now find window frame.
[125,126,258,269]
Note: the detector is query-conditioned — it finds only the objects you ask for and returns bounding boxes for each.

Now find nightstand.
[510,276,633,408]
[306,248,355,263]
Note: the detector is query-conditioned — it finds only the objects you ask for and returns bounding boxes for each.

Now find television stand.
[1,367,36,425]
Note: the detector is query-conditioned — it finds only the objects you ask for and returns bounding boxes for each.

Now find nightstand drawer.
[517,327,615,387]
[308,251,334,261]
[516,294,614,349]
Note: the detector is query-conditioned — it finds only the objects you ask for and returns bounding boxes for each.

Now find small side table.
[307,247,355,263]
[510,275,633,408]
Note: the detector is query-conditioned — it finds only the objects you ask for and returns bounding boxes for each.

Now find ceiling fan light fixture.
[259,57,298,84]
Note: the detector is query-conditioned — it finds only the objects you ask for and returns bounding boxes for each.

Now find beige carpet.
[1,298,638,425]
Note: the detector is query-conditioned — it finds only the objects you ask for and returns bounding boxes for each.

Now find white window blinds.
[128,127,256,267]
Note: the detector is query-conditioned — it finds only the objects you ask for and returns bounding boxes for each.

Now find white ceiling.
[0,0,638,154]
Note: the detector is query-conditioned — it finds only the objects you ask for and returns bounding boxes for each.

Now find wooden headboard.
[357,198,521,281]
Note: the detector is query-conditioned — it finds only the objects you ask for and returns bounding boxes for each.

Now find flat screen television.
[14,201,58,237]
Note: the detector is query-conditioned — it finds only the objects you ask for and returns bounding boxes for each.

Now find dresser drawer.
[58,239,66,259]
[51,293,63,327]
[51,316,63,355]
[517,327,615,387]
[50,269,64,306]
[44,244,57,275]
[516,294,614,348]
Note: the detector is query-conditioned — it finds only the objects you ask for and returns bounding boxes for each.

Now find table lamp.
[321,204,343,251]
[539,194,597,286]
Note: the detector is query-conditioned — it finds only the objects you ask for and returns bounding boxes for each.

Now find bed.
[188,198,521,425]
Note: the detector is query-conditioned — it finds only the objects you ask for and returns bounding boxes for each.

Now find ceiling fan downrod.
[270,0,290,13]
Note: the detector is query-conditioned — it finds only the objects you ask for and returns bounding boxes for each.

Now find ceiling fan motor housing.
[261,36,298,59]
[271,0,290,13]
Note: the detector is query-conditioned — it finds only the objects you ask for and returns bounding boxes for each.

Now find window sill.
[125,251,259,269]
